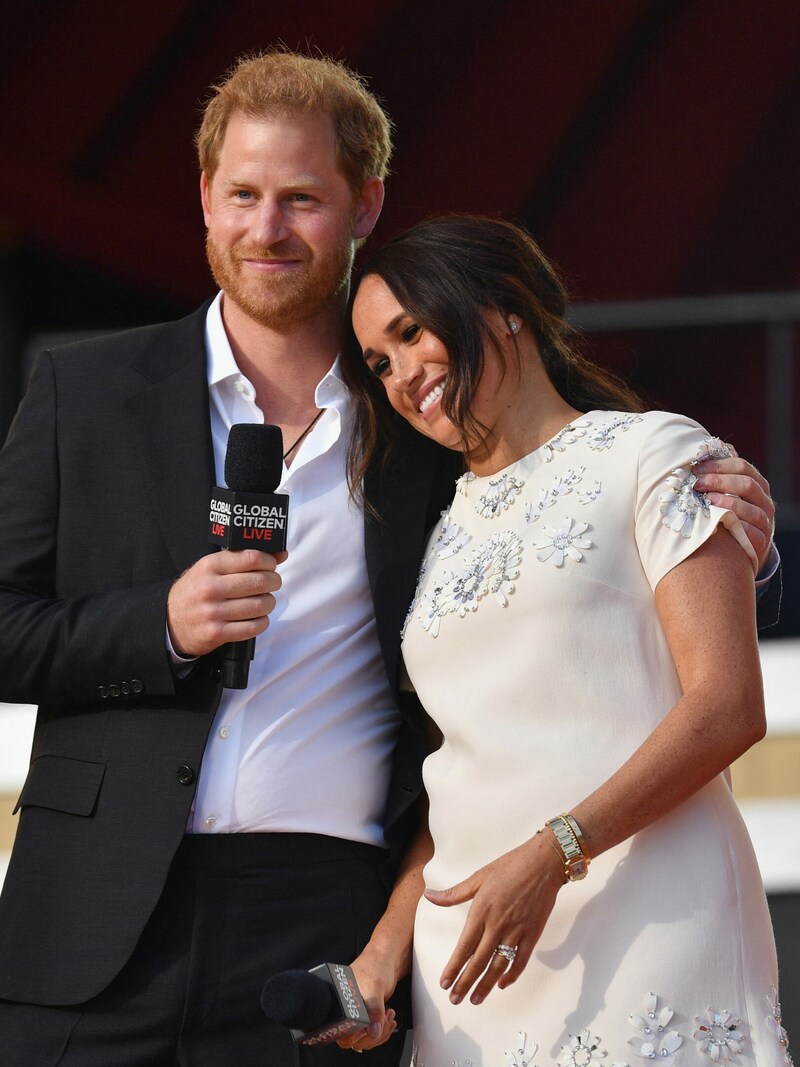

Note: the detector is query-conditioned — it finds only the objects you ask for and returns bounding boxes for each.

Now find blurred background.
[0,0,798,1037]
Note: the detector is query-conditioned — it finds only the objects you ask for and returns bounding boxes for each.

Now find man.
[0,50,778,1067]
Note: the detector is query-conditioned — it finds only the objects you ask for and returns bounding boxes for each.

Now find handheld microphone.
[260,963,371,1046]
[208,424,289,689]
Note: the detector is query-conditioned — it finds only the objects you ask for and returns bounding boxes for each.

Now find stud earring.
[509,320,520,334]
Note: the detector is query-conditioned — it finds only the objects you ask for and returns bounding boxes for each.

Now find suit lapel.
[364,427,450,691]
[125,304,215,574]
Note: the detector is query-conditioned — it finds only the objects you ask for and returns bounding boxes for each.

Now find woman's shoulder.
[587,409,730,460]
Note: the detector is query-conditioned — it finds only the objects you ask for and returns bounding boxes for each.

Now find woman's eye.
[370,357,391,379]
[401,323,420,343]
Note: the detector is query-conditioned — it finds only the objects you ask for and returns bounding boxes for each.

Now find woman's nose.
[391,353,424,392]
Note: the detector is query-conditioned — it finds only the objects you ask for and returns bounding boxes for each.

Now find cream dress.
[401,411,792,1067]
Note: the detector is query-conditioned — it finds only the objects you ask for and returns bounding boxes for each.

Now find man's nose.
[250,201,292,245]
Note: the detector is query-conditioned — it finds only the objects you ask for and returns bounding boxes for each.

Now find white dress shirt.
[187,294,400,845]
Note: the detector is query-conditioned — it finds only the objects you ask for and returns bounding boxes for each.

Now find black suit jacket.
[0,303,459,1006]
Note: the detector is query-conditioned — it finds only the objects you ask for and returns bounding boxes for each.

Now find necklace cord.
[282,408,325,461]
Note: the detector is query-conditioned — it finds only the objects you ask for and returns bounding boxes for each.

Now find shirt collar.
[206,292,240,388]
[205,291,350,412]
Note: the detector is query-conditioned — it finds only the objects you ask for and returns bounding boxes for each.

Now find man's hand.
[693,455,775,574]
[166,549,285,657]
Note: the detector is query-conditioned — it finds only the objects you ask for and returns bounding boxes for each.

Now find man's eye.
[401,323,420,343]
[235,190,253,200]
[370,357,391,378]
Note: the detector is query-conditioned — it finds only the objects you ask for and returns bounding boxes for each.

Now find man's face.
[201,111,379,331]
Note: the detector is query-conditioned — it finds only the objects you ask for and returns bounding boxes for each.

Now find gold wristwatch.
[545,813,590,881]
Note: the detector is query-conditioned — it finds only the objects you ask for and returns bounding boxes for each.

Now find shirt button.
[219,725,230,740]
[205,815,218,828]
[235,379,246,393]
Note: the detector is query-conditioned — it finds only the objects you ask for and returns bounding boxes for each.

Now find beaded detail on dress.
[410,986,793,1065]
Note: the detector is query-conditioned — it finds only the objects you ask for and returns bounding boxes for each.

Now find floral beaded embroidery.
[525,468,585,525]
[766,986,793,1065]
[477,472,525,517]
[505,1031,541,1066]
[578,481,603,504]
[433,513,470,559]
[410,1052,472,1067]
[659,468,710,537]
[559,1028,608,1067]
[418,530,523,637]
[534,516,593,566]
[694,437,734,463]
[626,993,683,1066]
[544,419,593,461]
[586,413,643,451]
[456,470,477,495]
[693,1008,745,1061]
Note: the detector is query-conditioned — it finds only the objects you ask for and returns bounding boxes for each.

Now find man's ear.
[353,177,385,240]
[200,172,212,227]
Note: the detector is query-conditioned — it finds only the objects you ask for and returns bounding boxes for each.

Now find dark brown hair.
[342,214,645,494]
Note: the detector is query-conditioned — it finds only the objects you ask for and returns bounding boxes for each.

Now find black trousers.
[0,833,408,1066]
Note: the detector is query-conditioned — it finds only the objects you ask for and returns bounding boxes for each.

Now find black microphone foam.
[260,969,334,1031]
[225,423,283,492]
[260,963,370,1045]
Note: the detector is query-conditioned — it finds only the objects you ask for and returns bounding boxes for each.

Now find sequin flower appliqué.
[659,468,709,538]
[693,1008,745,1061]
[419,530,523,637]
[534,516,593,566]
[626,993,683,1066]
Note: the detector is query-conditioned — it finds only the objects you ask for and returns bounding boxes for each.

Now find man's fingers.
[694,471,770,509]
[167,549,283,656]
[704,492,772,535]
[337,1008,397,1051]
[694,459,771,500]
[213,548,282,573]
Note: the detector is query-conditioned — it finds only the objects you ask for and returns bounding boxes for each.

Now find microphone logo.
[208,489,289,550]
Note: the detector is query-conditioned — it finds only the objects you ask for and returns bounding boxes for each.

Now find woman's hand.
[335,947,400,1052]
[425,830,564,1006]
[336,798,435,1050]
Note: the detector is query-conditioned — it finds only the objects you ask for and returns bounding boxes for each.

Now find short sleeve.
[634,412,758,591]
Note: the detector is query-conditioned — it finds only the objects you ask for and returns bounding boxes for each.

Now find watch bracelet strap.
[544,813,591,880]
[563,813,591,860]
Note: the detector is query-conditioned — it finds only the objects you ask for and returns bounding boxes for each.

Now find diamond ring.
[494,943,517,963]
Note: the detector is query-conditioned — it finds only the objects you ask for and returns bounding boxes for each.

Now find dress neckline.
[462,410,606,484]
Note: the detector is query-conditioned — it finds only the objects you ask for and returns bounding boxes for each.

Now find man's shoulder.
[391,418,462,474]
[41,301,212,374]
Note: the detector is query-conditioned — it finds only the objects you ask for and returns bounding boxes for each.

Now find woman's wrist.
[542,812,592,882]
[362,919,414,986]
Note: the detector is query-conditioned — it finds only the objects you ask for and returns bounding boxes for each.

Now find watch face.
[568,858,588,880]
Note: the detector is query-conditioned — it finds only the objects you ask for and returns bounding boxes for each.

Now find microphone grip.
[221,637,255,689]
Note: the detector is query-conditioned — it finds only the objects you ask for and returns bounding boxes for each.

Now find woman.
[338,216,791,1066]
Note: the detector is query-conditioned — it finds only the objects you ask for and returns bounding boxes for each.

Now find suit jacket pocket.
[13,754,106,817]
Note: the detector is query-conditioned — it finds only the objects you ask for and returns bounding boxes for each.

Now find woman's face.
[351,273,507,455]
